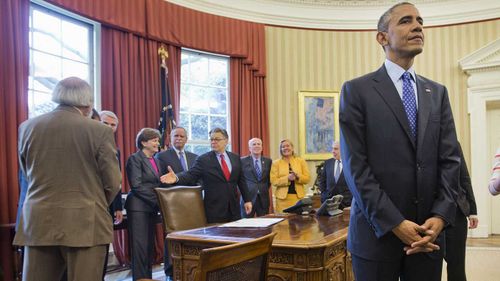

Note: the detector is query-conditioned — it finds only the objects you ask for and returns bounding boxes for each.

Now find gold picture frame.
[298,90,340,160]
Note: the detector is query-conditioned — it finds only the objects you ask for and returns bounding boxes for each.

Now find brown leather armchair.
[195,232,276,281]
[154,186,207,233]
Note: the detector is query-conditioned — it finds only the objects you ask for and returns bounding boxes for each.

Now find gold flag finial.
[158,45,169,67]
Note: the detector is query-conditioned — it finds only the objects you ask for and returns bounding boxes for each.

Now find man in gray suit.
[340,2,460,281]
[240,138,272,217]
[14,77,121,281]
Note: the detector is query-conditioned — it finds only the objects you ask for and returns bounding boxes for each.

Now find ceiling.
[166,0,500,29]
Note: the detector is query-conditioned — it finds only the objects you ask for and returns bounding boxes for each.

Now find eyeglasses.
[210,138,226,142]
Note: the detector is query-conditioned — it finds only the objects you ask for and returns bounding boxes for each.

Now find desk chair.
[196,232,276,281]
[154,186,207,233]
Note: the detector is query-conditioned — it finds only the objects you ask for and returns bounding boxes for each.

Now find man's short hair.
[209,127,229,139]
[377,2,414,32]
[52,77,93,107]
[171,126,188,137]
[136,128,161,149]
[99,110,119,124]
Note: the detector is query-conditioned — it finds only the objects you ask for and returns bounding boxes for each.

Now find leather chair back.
[154,186,207,233]
[196,232,276,281]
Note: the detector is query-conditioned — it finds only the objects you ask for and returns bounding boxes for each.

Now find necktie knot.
[402,71,412,81]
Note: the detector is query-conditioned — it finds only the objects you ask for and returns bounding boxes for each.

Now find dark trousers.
[241,194,268,218]
[163,240,173,277]
[128,210,156,281]
[351,252,443,281]
[445,209,469,281]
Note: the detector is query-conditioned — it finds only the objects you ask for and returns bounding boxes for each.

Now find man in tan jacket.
[14,77,121,281]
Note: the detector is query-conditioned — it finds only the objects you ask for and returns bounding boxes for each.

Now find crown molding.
[460,39,500,73]
[166,0,500,30]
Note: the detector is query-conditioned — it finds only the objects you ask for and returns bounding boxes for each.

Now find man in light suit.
[339,2,460,281]
[318,141,352,209]
[240,138,272,217]
[155,126,197,279]
[161,127,252,223]
[14,77,121,281]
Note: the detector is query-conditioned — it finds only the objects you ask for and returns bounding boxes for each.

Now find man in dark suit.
[445,144,478,281]
[339,3,460,281]
[155,126,198,279]
[156,127,198,176]
[240,138,272,217]
[161,127,252,223]
[318,141,352,209]
[14,77,121,281]
[100,110,124,225]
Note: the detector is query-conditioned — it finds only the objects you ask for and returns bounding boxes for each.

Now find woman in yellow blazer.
[271,139,311,213]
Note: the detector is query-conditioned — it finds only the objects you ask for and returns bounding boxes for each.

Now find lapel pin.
[425,88,431,94]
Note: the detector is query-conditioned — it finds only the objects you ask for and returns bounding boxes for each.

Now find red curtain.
[229,59,269,155]
[0,0,29,280]
[100,26,181,264]
[46,0,147,35]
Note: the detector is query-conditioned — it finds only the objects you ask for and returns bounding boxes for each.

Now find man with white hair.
[240,138,272,217]
[14,77,121,281]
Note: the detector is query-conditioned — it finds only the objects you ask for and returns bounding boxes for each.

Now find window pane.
[62,59,89,80]
[29,4,94,118]
[190,144,211,155]
[190,114,208,140]
[32,10,61,56]
[208,58,227,87]
[29,90,57,118]
[189,55,208,85]
[179,113,189,129]
[211,116,227,131]
[181,53,189,82]
[180,50,229,151]
[62,21,89,62]
[209,88,227,115]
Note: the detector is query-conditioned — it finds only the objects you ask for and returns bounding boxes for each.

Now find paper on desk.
[220,218,284,227]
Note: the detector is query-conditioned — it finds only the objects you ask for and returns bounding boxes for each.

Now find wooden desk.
[167,214,354,281]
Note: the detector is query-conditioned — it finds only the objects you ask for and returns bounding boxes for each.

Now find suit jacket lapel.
[169,149,183,172]
[140,151,158,177]
[416,76,431,150]
[373,65,416,149]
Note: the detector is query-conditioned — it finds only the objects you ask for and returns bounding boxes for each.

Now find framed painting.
[298,90,340,160]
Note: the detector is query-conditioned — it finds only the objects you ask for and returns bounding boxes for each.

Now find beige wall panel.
[266,19,500,187]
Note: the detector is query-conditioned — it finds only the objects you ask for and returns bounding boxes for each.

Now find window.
[179,50,230,154]
[28,1,98,118]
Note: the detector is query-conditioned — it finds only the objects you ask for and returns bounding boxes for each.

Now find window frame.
[28,0,101,118]
[180,49,231,154]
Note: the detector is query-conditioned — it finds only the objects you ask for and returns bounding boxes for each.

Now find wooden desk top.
[167,213,349,249]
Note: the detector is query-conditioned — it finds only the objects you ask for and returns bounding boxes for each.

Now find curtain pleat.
[0,1,29,280]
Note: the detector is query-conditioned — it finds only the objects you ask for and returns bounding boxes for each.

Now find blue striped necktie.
[255,159,262,181]
[179,151,187,171]
[401,72,418,141]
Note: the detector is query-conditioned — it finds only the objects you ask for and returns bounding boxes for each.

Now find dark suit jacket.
[339,65,460,262]
[456,144,477,217]
[177,150,251,223]
[240,155,272,216]
[110,149,123,214]
[156,148,198,175]
[125,150,163,213]
[318,158,352,209]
